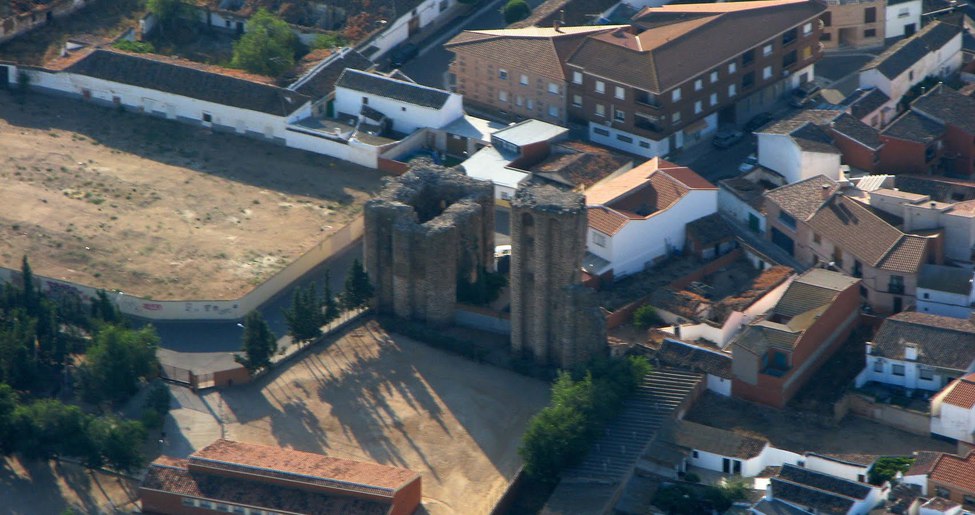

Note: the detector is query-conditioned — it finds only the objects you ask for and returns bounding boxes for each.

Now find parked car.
[389,43,419,68]
[790,82,822,108]
[712,129,744,149]
[744,112,774,132]
[738,154,758,173]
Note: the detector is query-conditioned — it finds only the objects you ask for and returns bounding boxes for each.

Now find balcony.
[634,90,661,108]
[634,117,662,133]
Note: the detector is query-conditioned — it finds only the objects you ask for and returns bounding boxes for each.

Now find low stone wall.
[844,392,930,436]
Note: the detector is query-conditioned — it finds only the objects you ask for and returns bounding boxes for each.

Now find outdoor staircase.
[563,367,704,482]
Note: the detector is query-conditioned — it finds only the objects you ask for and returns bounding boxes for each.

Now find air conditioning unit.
[782,69,791,77]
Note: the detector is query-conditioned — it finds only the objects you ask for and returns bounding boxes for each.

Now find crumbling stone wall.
[510,183,606,368]
[364,162,494,326]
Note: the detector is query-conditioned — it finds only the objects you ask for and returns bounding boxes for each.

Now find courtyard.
[166,319,549,514]
[0,91,385,300]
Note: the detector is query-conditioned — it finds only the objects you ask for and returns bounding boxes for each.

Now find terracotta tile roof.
[881,111,944,143]
[445,26,617,81]
[778,464,873,499]
[653,339,732,379]
[829,113,883,150]
[905,450,944,476]
[588,206,630,235]
[773,269,858,318]
[770,478,855,515]
[808,453,879,467]
[930,451,975,493]
[530,141,633,189]
[764,175,837,221]
[895,175,975,202]
[141,459,390,515]
[190,440,419,494]
[912,84,975,135]
[862,21,961,80]
[876,235,930,273]
[685,213,734,247]
[60,49,310,116]
[871,312,975,370]
[566,0,825,94]
[943,373,975,409]
[666,420,768,459]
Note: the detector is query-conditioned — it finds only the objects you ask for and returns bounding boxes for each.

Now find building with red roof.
[932,373,975,448]
[928,450,975,508]
[140,439,421,515]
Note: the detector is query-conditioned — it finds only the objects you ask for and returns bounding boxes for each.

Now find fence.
[842,392,931,436]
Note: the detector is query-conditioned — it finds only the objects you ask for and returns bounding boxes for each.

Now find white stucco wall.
[804,455,871,483]
[860,355,955,391]
[589,123,669,158]
[758,134,802,183]
[859,31,963,102]
[917,286,975,319]
[367,0,456,59]
[688,445,801,477]
[589,189,718,277]
[718,187,766,234]
[707,374,732,396]
[931,402,975,443]
[885,0,921,39]
[334,84,463,133]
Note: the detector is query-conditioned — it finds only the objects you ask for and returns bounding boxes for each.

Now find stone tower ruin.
[510,183,606,368]
[364,162,494,326]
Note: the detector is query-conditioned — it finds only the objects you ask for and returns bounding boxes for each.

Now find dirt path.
[0,92,386,299]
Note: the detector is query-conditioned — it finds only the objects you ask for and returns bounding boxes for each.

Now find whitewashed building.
[334,68,463,134]
[804,453,878,484]
[585,158,717,278]
[765,464,887,515]
[916,264,975,319]
[859,20,963,106]
[755,110,843,185]
[856,312,975,392]
[658,420,803,477]
[884,0,922,40]
[653,339,734,396]
[930,373,975,445]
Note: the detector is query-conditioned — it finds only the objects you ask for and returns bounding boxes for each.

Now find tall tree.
[284,283,323,345]
[235,311,277,373]
[342,259,374,310]
[81,325,160,404]
[322,270,340,325]
[230,9,299,76]
[147,0,192,35]
[21,256,37,315]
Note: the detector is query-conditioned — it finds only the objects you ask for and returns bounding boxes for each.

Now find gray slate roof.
[871,312,975,370]
[664,420,768,459]
[846,88,890,120]
[65,50,311,116]
[861,20,961,80]
[911,84,975,135]
[918,264,974,294]
[830,113,882,150]
[293,49,374,99]
[654,339,732,378]
[335,69,452,109]
[764,174,837,221]
[774,269,858,318]
[881,110,944,143]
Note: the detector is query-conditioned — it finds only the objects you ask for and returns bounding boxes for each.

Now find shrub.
[684,472,700,483]
[633,304,662,329]
[113,40,156,53]
[311,33,347,50]
[503,0,531,24]
[869,456,914,485]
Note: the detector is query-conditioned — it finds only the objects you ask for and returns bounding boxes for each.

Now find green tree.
[147,0,192,35]
[21,256,37,315]
[91,290,121,324]
[632,304,661,329]
[0,384,19,454]
[230,9,299,76]
[81,325,160,404]
[99,418,147,472]
[12,399,91,460]
[284,283,323,345]
[869,456,915,485]
[234,311,278,373]
[503,0,531,24]
[322,270,340,325]
[341,259,374,310]
[311,33,346,50]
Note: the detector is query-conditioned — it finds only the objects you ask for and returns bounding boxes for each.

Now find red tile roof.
[943,373,975,409]
[588,206,630,235]
[930,451,975,493]
[190,439,419,494]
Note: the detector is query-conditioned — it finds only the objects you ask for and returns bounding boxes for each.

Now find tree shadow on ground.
[0,457,133,515]
[0,92,384,204]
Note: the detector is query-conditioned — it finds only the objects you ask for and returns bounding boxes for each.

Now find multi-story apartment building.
[445,26,618,125]
[564,0,826,157]
[819,0,886,50]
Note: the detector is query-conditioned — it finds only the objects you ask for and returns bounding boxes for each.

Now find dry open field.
[0,91,386,299]
[196,319,550,514]
[0,457,139,514]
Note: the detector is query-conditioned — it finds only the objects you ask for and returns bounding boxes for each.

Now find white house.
[717,168,786,235]
[661,420,803,477]
[804,453,878,484]
[856,312,975,392]
[334,68,463,135]
[931,373,975,446]
[584,158,717,278]
[756,110,843,185]
[653,339,734,396]
[766,464,888,515]
[916,264,975,319]
[859,19,963,105]
[865,188,975,265]
[885,0,922,40]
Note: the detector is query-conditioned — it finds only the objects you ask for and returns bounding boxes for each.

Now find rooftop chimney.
[905,343,918,361]
[554,19,562,32]
[821,184,831,200]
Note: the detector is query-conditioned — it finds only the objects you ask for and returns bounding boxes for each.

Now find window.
[783,49,797,68]
[199,501,214,509]
[182,498,196,507]
[593,232,607,247]
[526,98,534,110]
[864,7,876,23]
[572,94,582,107]
[909,70,915,81]
[813,233,821,244]
[548,105,559,118]
[801,46,812,61]
[615,86,625,100]
[595,103,606,117]
[709,93,718,106]
[892,364,906,376]
[742,71,755,89]
[742,49,754,66]
[919,366,934,381]
[763,66,772,80]
[935,487,951,498]
[516,95,524,106]
[803,22,812,35]
[572,71,583,84]
[728,84,737,97]
[362,96,369,105]
[889,275,905,294]
[763,43,773,56]
[548,83,559,95]
[964,495,975,507]
[692,450,700,458]
[520,74,528,85]
[874,360,883,372]
[694,101,702,114]
[778,211,797,229]
[672,88,681,102]
[821,32,832,42]
[864,28,876,38]
[639,141,650,149]
[822,12,831,27]
[595,80,605,94]
[499,69,508,80]
[616,134,633,143]
[593,127,610,136]
[216,504,230,512]
[671,111,681,123]
[614,108,625,122]
[782,28,797,46]
[202,112,212,123]
[710,70,719,83]
[728,62,737,74]
[498,90,508,102]
[694,79,703,91]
